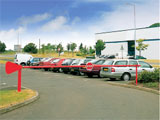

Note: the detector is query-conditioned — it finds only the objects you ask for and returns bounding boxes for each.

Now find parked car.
[79,59,107,78]
[61,58,76,74]
[50,58,65,72]
[39,58,58,71]
[27,57,43,66]
[14,53,33,66]
[100,59,154,81]
[70,59,92,75]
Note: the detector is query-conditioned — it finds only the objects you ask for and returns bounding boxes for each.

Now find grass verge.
[0,88,36,109]
[129,81,159,90]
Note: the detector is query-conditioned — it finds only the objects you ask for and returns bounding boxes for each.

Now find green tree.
[95,40,106,56]
[82,46,88,56]
[149,23,160,28]
[67,43,71,55]
[41,44,46,54]
[23,43,38,54]
[89,46,95,54]
[57,43,63,56]
[0,41,6,53]
[71,43,77,57]
[136,39,149,56]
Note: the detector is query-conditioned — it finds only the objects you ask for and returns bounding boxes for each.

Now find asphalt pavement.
[0,64,159,120]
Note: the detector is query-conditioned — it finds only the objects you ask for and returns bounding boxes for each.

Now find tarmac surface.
[0,64,159,120]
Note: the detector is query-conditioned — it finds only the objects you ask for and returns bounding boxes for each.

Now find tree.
[67,43,71,55]
[95,40,106,56]
[23,43,38,54]
[89,46,95,54]
[149,23,160,28]
[57,43,63,56]
[82,46,88,56]
[70,43,77,57]
[79,43,83,51]
[136,39,149,56]
[0,41,6,53]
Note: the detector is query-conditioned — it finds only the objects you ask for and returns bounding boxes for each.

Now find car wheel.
[20,63,26,66]
[110,78,116,81]
[78,72,84,76]
[122,73,131,81]
[87,74,93,78]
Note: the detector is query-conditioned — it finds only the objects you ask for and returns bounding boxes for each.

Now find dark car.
[79,59,107,78]
[70,59,92,75]
[27,57,43,66]
[61,59,76,74]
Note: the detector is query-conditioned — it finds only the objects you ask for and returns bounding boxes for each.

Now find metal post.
[133,4,136,59]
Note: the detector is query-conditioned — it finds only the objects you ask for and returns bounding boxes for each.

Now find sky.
[0,0,159,50]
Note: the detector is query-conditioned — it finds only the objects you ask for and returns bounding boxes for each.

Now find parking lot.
[0,64,159,120]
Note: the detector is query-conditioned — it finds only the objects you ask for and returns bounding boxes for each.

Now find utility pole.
[126,3,136,59]
[39,39,41,54]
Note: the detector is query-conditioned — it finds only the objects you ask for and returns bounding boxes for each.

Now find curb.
[0,86,39,115]
[107,82,160,95]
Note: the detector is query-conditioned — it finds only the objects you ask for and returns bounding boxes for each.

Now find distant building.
[95,27,160,60]
[14,45,22,52]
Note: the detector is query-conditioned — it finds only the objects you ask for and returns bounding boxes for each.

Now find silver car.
[100,59,154,81]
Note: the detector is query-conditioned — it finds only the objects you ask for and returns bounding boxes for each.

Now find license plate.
[82,67,86,69]
[71,69,74,71]
[103,68,108,71]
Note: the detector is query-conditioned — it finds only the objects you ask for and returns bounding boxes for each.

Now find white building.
[95,27,160,60]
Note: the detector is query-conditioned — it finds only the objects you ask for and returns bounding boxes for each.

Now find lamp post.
[127,3,136,59]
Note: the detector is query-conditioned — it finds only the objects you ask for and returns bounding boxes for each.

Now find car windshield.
[51,59,60,63]
[95,60,106,65]
[84,59,92,64]
[62,59,72,64]
[44,58,52,62]
[72,59,81,65]
[90,59,98,64]
[103,60,114,65]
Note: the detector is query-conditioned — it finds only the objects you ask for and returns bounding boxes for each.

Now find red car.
[39,58,58,71]
[79,59,106,78]
[50,58,66,72]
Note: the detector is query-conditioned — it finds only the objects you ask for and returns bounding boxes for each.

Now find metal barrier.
[6,61,140,92]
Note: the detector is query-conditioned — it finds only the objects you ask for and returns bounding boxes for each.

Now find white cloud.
[40,16,70,32]
[0,27,26,50]
[19,13,51,26]
[88,0,159,33]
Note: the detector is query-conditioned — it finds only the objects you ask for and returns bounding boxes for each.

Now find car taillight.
[111,68,115,72]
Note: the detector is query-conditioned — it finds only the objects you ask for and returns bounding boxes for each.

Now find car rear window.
[114,61,128,65]
[138,61,152,68]
[103,60,114,65]
[129,61,138,65]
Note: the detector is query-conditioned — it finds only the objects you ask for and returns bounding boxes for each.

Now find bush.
[138,68,160,83]
[76,53,82,56]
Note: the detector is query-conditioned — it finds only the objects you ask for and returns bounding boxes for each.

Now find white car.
[14,53,33,65]
[100,59,154,81]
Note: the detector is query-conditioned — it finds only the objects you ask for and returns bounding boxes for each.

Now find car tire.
[78,72,84,76]
[87,74,93,78]
[20,63,26,66]
[121,73,131,81]
[110,78,116,81]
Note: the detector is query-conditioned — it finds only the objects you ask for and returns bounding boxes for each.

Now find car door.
[138,61,154,72]
[128,60,138,77]
[114,60,128,76]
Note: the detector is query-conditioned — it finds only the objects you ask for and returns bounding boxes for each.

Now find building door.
[128,41,135,56]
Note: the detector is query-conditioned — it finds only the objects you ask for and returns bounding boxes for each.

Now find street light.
[126,3,136,59]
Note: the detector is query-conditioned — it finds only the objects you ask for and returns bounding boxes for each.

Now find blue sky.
[0,0,159,49]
